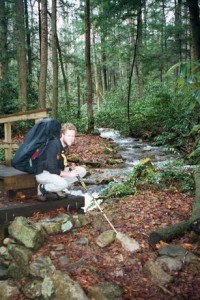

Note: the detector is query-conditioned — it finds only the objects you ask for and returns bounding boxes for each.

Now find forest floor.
[11,134,200,299]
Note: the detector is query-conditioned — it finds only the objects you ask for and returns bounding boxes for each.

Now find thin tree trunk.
[15,0,27,111]
[0,0,8,80]
[92,30,100,109]
[127,7,142,131]
[38,0,48,109]
[57,34,69,110]
[51,0,58,118]
[77,75,81,119]
[24,0,32,76]
[101,35,107,94]
[85,0,94,133]
[175,0,182,63]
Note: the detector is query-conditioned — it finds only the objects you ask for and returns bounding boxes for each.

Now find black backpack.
[12,118,61,174]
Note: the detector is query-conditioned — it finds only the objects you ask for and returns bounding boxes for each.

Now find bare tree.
[15,0,27,111]
[85,0,94,132]
[38,0,48,108]
[51,0,58,117]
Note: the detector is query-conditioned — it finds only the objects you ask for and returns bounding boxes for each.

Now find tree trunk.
[0,0,8,81]
[175,0,183,63]
[149,167,200,247]
[77,75,81,119]
[51,0,58,118]
[85,0,94,133]
[15,0,27,111]
[57,34,69,110]
[101,35,107,95]
[186,0,200,61]
[24,0,32,76]
[38,0,48,109]
[127,7,142,131]
[92,29,100,109]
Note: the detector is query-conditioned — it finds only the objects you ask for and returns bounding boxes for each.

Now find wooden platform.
[0,165,85,226]
[0,196,85,224]
[0,165,37,197]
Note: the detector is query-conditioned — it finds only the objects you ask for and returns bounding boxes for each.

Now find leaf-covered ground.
[12,135,200,299]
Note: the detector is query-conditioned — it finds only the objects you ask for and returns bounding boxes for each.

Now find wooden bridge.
[0,109,85,229]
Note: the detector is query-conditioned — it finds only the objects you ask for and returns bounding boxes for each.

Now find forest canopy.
[0,0,200,158]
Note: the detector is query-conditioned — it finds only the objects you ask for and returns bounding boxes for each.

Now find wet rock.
[95,230,116,248]
[155,256,183,272]
[74,237,89,245]
[61,221,73,232]
[0,246,12,266]
[158,244,198,262]
[87,281,123,300]
[0,265,9,279]
[7,244,32,279]
[0,279,20,299]
[143,260,173,286]
[42,270,88,299]
[58,256,69,266]
[71,214,92,227]
[30,255,56,278]
[22,278,43,299]
[38,214,74,234]
[50,244,65,251]
[8,216,45,250]
[65,257,86,270]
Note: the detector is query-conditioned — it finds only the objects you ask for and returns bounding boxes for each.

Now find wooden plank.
[0,143,19,149]
[0,109,49,124]
[2,174,36,191]
[0,166,36,193]
[0,195,85,224]
[0,165,28,177]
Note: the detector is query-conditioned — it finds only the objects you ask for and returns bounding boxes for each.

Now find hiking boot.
[37,184,47,202]
[56,191,68,199]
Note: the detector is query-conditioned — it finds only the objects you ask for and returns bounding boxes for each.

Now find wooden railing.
[0,109,49,166]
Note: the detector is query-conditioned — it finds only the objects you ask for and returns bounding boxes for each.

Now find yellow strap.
[61,152,68,166]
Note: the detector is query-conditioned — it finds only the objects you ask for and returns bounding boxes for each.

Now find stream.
[70,128,181,211]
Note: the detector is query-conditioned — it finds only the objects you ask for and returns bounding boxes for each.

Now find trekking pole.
[76,176,140,253]
[77,175,117,233]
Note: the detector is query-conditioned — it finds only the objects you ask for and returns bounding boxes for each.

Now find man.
[35,123,86,201]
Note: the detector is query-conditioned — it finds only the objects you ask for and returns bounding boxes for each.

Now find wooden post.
[4,122,12,166]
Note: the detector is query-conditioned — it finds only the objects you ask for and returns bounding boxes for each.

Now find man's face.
[62,129,76,147]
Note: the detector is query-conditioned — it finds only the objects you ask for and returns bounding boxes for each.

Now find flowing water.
[72,128,181,211]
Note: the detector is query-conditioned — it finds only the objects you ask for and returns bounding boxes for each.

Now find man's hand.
[60,169,79,178]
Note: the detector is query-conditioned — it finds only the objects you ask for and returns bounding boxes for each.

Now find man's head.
[60,123,77,147]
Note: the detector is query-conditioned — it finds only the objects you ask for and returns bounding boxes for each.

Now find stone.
[30,255,56,278]
[96,230,116,248]
[143,260,173,286]
[0,279,20,299]
[42,270,88,300]
[88,282,123,300]
[22,278,43,299]
[158,244,198,262]
[8,216,45,250]
[155,256,183,272]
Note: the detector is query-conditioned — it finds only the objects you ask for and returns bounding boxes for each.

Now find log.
[149,167,200,247]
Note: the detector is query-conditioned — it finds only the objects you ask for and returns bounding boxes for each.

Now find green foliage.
[0,148,5,163]
[166,61,200,110]
[100,181,136,198]
[100,158,195,198]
